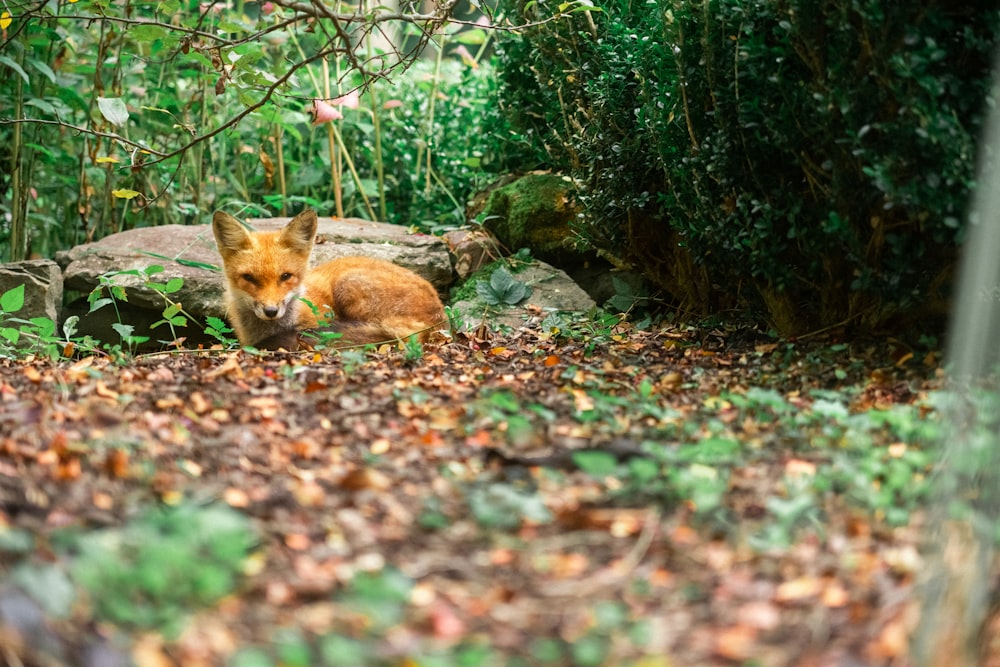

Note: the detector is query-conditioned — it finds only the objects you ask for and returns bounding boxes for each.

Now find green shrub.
[491,0,1000,334]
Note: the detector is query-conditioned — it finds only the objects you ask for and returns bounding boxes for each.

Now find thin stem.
[321,58,344,217]
[274,125,287,215]
[9,48,25,261]
[368,37,387,221]
[424,34,445,195]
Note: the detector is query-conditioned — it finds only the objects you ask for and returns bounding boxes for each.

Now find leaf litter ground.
[0,319,965,666]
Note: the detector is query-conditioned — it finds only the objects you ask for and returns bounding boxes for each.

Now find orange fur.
[212,209,446,350]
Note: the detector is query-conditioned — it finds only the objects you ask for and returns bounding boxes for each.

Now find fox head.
[212,209,318,323]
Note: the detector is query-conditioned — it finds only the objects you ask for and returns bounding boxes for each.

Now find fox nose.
[262,305,280,318]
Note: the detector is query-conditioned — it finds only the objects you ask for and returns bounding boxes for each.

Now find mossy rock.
[479,173,587,265]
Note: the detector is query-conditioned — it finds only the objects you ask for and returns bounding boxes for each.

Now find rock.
[0,259,63,323]
[451,260,597,330]
[479,173,590,266]
[443,229,496,281]
[56,217,453,348]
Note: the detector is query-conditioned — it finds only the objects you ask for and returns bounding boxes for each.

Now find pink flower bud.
[331,90,361,109]
[311,99,343,125]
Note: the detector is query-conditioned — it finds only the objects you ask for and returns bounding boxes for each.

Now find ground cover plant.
[0,312,969,665]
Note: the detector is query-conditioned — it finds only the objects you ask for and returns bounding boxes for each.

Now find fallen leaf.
[104,448,129,478]
[224,488,250,508]
[822,580,849,608]
[714,625,756,661]
[430,602,466,641]
[775,576,823,603]
[284,533,310,551]
[338,468,391,491]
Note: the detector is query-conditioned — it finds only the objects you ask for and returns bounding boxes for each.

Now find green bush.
[491,0,1000,334]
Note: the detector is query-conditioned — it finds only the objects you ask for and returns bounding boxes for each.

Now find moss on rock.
[480,173,586,265]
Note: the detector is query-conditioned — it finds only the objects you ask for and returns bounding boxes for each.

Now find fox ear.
[280,209,318,254]
[212,211,252,258]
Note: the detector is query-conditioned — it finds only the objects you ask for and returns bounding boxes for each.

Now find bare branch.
[0,118,166,156]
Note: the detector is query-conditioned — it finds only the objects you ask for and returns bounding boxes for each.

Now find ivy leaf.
[97,97,130,127]
[475,266,532,306]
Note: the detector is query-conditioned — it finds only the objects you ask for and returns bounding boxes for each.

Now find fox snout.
[254,301,285,321]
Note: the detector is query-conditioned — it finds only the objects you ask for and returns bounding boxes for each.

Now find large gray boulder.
[55,217,453,348]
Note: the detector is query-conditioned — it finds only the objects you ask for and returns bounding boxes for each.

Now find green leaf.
[475,266,532,306]
[572,450,619,476]
[97,97,130,127]
[128,24,168,43]
[475,279,501,305]
[29,317,56,338]
[63,315,80,339]
[0,284,25,313]
[0,327,20,344]
[111,323,135,340]
[88,297,114,313]
[205,316,230,332]
[24,98,57,115]
[26,58,56,84]
[226,649,274,667]
[0,55,29,84]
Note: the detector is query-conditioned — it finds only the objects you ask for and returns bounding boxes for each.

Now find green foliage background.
[490,0,1000,333]
[0,0,502,260]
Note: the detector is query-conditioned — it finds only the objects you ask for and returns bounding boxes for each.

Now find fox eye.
[241,273,257,285]
[279,272,294,282]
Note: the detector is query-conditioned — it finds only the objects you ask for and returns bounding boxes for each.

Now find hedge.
[490,0,1000,334]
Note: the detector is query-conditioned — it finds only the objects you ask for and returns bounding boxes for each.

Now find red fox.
[212,209,446,350]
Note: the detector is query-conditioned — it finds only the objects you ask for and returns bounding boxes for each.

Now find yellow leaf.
[95,156,120,164]
[0,12,11,30]
[111,189,141,200]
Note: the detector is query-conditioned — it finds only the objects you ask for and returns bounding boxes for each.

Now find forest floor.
[0,316,979,667]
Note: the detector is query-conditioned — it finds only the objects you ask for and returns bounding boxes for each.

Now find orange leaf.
[714,625,756,661]
[339,468,391,491]
[284,533,310,550]
[57,458,81,480]
[105,448,129,478]
[822,580,849,608]
[544,354,560,366]
[224,487,250,508]
[775,576,822,603]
